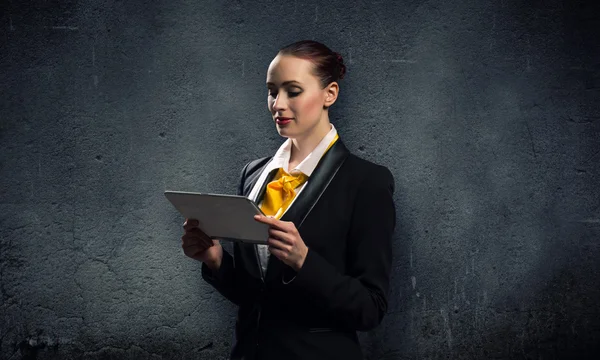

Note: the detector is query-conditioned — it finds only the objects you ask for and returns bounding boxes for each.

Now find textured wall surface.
[1,0,599,359]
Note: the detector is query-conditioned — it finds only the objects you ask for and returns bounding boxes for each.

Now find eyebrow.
[266,80,302,86]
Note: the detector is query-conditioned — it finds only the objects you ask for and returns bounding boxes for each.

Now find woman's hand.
[254,214,308,272]
[182,219,223,270]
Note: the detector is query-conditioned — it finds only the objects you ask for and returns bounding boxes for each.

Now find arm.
[201,249,239,305]
[284,165,396,331]
[200,161,251,306]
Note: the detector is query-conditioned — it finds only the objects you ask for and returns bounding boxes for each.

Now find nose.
[272,92,287,112]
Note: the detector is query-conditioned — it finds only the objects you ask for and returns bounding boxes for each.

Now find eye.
[267,90,302,98]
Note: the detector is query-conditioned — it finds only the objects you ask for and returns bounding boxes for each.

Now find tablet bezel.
[164,190,268,244]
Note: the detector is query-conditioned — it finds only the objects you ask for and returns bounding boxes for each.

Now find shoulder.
[241,156,272,177]
[344,153,394,189]
[236,156,273,196]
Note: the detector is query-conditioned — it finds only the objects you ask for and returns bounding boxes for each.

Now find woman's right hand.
[182,219,223,270]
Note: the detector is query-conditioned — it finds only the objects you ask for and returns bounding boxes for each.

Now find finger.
[268,246,280,258]
[183,219,200,231]
[267,237,291,251]
[185,227,211,240]
[253,214,272,224]
[182,232,212,245]
[183,245,209,258]
[182,240,212,253]
[268,228,291,244]
[182,243,204,252]
[182,232,209,244]
[182,241,210,254]
[182,233,212,247]
[268,244,290,259]
[254,215,288,230]
[254,214,280,222]
[184,218,199,226]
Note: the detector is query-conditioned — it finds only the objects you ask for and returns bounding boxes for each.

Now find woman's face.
[266,54,333,139]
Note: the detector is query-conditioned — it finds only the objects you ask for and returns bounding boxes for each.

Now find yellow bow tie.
[259,133,339,219]
[260,168,308,219]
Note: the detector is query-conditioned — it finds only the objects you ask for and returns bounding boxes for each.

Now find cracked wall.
[1,0,599,359]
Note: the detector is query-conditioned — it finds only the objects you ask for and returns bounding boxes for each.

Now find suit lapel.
[264,139,350,283]
[242,157,273,198]
[237,157,274,281]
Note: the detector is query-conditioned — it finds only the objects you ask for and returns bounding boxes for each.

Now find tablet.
[164,191,269,244]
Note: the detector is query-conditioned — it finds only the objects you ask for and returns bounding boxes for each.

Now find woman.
[181,40,396,360]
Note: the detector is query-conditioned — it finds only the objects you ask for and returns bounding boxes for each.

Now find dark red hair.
[277,40,346,88]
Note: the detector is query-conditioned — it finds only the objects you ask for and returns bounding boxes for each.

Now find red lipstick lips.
[276,117,293,125]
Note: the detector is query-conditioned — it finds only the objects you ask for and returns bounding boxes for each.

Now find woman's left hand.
[254,214,308,271]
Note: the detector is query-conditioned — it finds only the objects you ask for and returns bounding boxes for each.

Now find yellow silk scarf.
[259,134,339,219]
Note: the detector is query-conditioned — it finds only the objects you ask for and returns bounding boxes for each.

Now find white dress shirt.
[248,123,339,276]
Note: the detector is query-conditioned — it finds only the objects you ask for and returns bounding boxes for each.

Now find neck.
[289,117,332,165]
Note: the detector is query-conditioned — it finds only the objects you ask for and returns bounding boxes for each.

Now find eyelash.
[268,91,300,98]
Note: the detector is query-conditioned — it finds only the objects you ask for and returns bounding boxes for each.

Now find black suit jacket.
[201,139,396,360]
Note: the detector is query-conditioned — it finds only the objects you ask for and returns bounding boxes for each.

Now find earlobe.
[323,83,338,108]
[327,84,338,105]
[326,93,337,107]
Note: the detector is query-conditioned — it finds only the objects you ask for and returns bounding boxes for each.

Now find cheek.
[296,93,322,116]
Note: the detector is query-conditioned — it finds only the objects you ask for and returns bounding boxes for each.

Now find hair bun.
[333,52,346,80]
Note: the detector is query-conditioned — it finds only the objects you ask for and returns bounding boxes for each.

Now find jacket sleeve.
[284,165,396,331]
[200,161,251,306]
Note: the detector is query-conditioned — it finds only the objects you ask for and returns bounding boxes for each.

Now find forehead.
[266,55,317,86]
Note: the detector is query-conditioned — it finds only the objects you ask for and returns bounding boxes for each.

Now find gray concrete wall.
[1,0,598,359]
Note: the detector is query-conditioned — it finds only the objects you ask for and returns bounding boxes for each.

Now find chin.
[276,127,296,138]
[276,129,290,137]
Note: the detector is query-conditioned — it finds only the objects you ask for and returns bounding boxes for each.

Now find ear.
[323,82,339,109]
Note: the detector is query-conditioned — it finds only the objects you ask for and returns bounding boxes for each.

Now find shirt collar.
[266,123,338,177]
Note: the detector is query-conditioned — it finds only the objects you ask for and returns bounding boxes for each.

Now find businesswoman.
[181,40,396,360]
